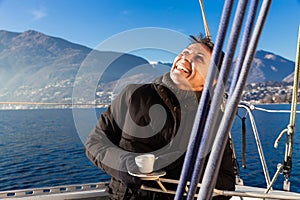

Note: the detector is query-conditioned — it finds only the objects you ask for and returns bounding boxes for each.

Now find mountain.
[0,30,90,100]
[0,30,296,108]
[242,50,295,83]
[0,30,149,105]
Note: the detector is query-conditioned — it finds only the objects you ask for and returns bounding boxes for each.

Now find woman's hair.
[189,34,224,71]
[189,34,214,52]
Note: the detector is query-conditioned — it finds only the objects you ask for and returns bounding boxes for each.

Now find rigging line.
[289,25,300,130]
[228,0,259,96]
[199,0,211,38]
[239,101,300,113]
[198,0,272,199]
[250,106,300,113]
[174,0,233,199]
[278,25,300,192]
[186,0,248,198]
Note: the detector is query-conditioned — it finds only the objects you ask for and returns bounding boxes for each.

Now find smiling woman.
[170,37,213,91]
[1,1,300,200]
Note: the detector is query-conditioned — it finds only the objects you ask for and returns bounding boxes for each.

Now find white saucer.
[128,170,166,180]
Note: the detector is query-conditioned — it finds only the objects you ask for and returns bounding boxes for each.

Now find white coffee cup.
[135,154,155,174]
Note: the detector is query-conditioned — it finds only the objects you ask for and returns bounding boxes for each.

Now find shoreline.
[0,102,297,111]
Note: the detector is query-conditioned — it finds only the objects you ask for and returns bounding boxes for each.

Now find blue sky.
[0,0,300,62]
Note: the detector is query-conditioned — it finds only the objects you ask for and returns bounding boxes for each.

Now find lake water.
[0,105,299,193]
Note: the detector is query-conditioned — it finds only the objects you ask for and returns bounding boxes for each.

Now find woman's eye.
[196,54,204,62]
[182,49,190,55]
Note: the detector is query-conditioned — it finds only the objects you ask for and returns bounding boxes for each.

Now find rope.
[186,0,248,198]
[198,1,272,199]
[229,0,260,96]
[270,25,300,192]
[199,0,211,38]
[289,26,300,129]
[174,0,234,199]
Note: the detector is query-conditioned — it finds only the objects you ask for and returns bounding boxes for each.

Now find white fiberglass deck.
[2,182,300,200]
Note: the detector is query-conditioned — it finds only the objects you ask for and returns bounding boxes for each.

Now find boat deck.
[2,182,300,200]
[0,182,110,200]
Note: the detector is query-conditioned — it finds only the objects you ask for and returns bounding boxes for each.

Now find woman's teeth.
[177,65,190,73]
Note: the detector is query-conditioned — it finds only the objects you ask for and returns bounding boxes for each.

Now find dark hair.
[189,34,214,52]
[189,34,224,70]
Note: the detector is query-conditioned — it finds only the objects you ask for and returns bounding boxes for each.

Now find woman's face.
[170,43,212,91]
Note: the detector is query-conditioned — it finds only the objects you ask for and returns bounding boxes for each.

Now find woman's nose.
[181,52,192,62]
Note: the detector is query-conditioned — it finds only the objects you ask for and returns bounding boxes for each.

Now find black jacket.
[85,73,235,199]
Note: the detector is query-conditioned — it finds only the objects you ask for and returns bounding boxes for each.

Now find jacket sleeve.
[84,86,131,180]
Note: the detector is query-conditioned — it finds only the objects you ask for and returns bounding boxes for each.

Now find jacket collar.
[153,72,201,111]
